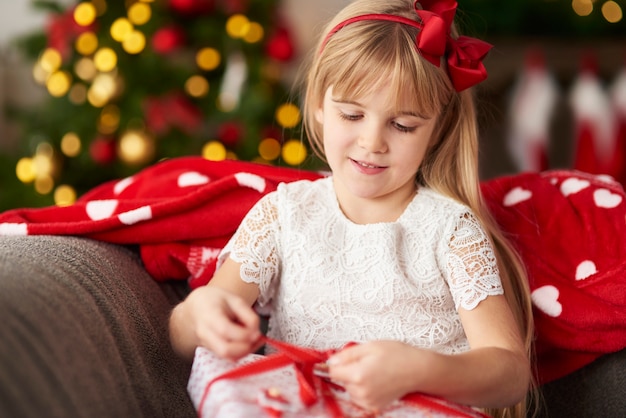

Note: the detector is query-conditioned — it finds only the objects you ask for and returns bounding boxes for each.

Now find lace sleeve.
[218,193,280,307]
[445,212,504,311]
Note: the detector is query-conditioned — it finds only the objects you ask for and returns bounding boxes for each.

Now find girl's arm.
[168,257,262,361]
[328,293,530,410]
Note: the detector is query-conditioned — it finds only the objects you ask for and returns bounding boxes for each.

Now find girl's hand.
[327,341,422,411]
[170,285,262,361]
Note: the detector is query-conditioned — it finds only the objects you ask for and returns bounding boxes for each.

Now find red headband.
[320,0,492,92]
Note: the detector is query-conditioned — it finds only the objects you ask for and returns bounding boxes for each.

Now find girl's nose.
[357,125,387,153]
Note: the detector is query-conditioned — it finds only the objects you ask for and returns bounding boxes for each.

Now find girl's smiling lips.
[350,158,387,174]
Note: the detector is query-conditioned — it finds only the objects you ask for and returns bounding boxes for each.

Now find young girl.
[169,0,534,416]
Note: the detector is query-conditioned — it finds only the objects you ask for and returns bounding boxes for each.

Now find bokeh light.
[202,141,227,161]
[54,185,77,206]
[74,2,97,26]
[602,1,623,23]
[122,30,146,54]
[118,130,154,165]
[243,22,264,43]
[46,71,72,97]
[39,48,62,73]
[75,31,99,55]
[226,14,250,38]
[60,132,82,157]
[275,103,301,128]
[196,47,221,71]
[185,75,209,98]
[94,47,118,72]
[258,138,281,161]
[111,17,133,42]
[572,0,593,16]
[128,2,152,25]
[281,139,307,165]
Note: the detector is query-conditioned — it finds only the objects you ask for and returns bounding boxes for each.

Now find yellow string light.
[54,185,78,206]
[118,130,154,165]
[69,83,88,104]
[196,47,221,71]
[602,1,623,22]
[128,2,152,25]
[98,104,121,135]
[226,14,250,38]
[122,30,146,54]
[46,71,72,97]
[16,158,36,183]
[94,47,118,72]
[281,139,307,166]
[243,22,264,44]
[75,57,97,81]
[185,75,209,98]
[39,48,62,73]
[572,0,593,16]
[111,17,134,42]
[35,175,55,195]
[275,103,301,128]
[74,2,97,26]
[88,73,117,107]
[60,132,82,157]
[202,141,227,161]
[258,138,281,161]
[75,31,99,55]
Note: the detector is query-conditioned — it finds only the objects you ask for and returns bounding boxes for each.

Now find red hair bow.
[321,0,492,92]
[416,0,493,91]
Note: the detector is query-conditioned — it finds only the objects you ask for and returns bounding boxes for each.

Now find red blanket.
[1,156,625,385]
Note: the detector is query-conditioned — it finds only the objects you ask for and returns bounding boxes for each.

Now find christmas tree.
[4,0,309,210]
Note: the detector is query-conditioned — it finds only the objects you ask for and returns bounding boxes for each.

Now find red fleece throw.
[1,157,625,385]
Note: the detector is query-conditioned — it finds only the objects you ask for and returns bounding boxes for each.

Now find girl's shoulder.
[414,187,474,217]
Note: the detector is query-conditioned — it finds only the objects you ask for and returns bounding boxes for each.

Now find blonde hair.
[300,0,536,416]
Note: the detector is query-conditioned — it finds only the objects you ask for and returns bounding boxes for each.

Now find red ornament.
[217,122,243,147]
[265,27,295,62]
[144,92,203,136]
[168,0,215,14]
[217,0,249,14]
[89,137,117,165]
[151,26,186,54]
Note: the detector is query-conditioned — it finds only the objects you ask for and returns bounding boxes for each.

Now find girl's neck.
[333,179,418,225]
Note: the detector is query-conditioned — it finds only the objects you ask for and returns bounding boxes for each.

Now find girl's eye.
[393,121,416,133]
[338,111,361,121]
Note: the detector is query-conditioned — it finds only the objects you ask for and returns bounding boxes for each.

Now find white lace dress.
[188,177,503,417]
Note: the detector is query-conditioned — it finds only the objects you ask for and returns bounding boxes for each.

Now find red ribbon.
[319,0,492,92]
[197,336,488,417]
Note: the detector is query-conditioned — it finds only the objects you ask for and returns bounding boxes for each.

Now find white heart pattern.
[531,285,563,317]
[560,178,590,196]
[178,171,210,188]
[235,172,266,193]
[118,205,153,225]
[86,199,119,221]
[575,260,597,281]
[503,187,532,207]
[593,188,623,209]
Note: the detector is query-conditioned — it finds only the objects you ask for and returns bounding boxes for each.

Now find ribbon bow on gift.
[197,336,488,417]
[320,0,492,92]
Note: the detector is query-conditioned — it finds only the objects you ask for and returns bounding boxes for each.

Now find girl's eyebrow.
[331,98,430,120]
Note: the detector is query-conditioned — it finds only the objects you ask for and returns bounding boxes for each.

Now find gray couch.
[0,235,624,417]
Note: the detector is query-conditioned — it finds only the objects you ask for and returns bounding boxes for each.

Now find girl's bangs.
[325,26,447,118]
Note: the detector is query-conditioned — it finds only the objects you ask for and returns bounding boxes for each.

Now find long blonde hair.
[300,1,536,416]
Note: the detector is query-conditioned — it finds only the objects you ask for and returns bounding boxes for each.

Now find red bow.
[197,337,489,417]
[415,0,493,91]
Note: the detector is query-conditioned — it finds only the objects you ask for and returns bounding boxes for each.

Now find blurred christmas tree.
[4,0,310,210]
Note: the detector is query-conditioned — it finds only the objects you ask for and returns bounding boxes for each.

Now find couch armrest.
[0,235,196,418]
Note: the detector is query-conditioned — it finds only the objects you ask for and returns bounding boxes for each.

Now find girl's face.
[316,84,438,220]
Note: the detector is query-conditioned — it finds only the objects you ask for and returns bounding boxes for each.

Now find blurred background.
[0,0,624,211]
